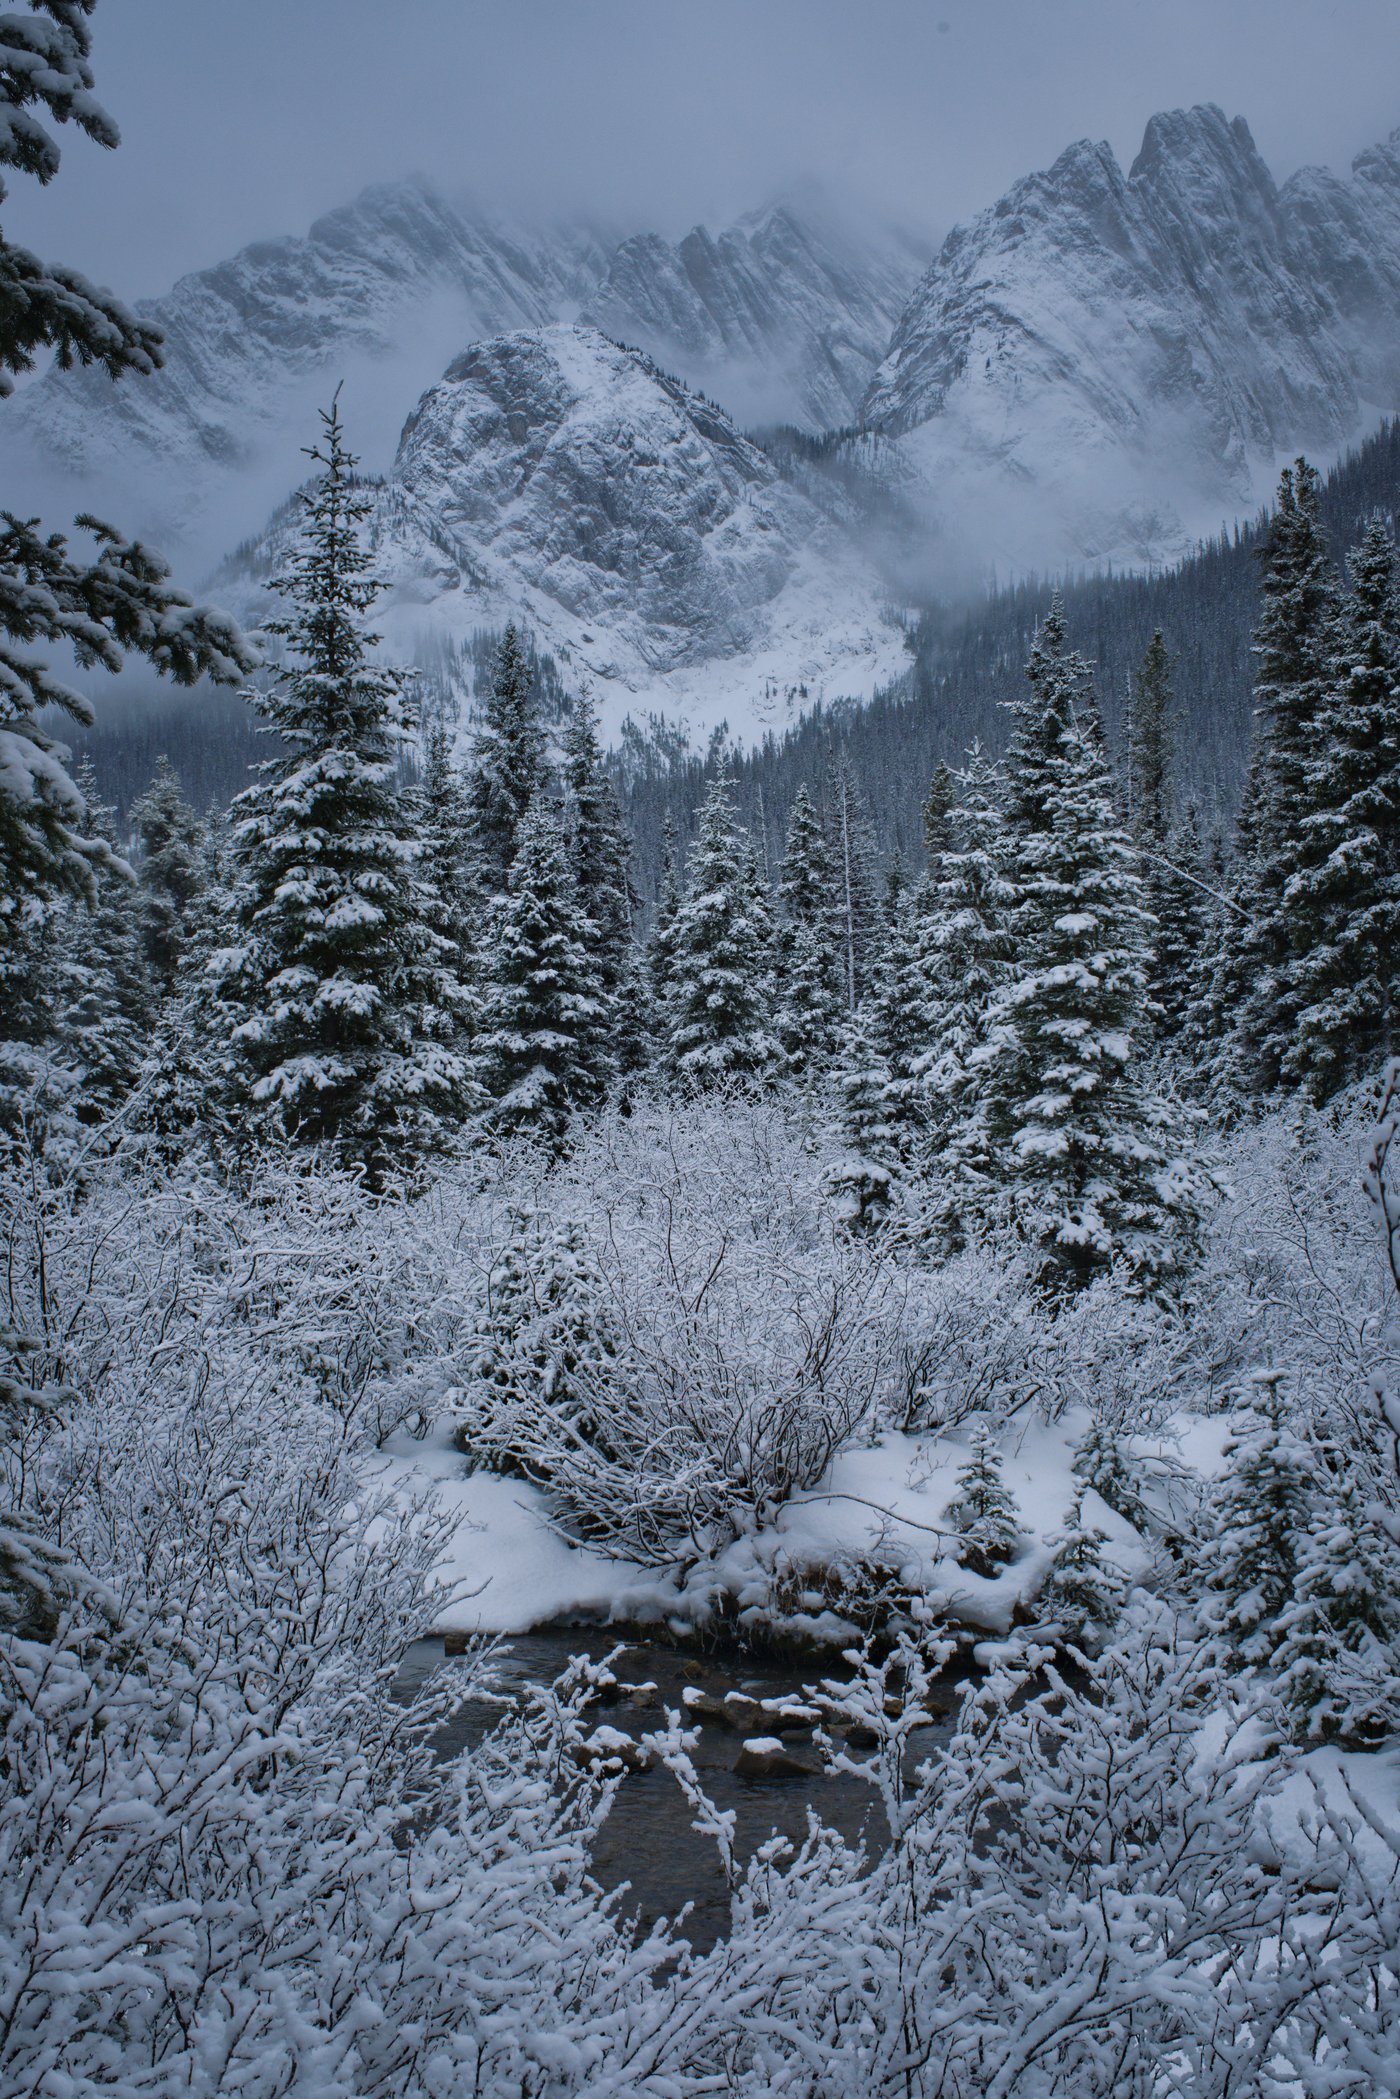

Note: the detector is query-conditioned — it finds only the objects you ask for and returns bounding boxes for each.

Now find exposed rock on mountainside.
[220,324,908,745]
[10,177,614,557]
[862,105,1400,571]
[582,200,922,431]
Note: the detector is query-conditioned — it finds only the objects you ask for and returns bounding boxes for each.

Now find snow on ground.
[378,1411,1162,1640]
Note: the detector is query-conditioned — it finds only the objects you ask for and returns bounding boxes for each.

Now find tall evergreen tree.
[774,784,844,1081]
[213,400,471,1186]
[131,756,205,997]
[466,623,546,897]
[1283,516,1400,1101]
[418,719,481,1014]
[0,1,253,1035]
[665,770,778,1088]
[912,743,1014,1154]
[1200,1377,1317,1670]
[962,602,1205,1293]
[562,689,640,1083]
[1152,804,1214,1052]
[1127,630,1173,847]
[647,818,683,1054]
[1274,1466,1400,1746]
[826,753,880,1015]
[477,801,601,1148]
[1222,460,1340,1096]
[52,761,154,1130]
[827,1006,900,1232]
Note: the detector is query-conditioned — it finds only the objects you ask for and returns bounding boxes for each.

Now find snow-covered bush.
[454,1095,937,1564]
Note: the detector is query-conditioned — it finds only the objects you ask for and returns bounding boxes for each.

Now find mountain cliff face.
[9,178,614,557]
[219,325,907,745]
[10,179,919,564]
[581,201,922,431]
[861,106,1400,570]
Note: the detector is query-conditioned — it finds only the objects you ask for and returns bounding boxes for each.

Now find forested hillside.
[624,418,1400,899]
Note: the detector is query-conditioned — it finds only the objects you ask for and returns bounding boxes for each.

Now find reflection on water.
[395,1628,963,1951]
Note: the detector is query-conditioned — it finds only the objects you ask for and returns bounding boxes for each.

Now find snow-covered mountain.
[218,324,907,746]
[9,177,921,569]
[860,106,1400,572]
[581,199,923,432]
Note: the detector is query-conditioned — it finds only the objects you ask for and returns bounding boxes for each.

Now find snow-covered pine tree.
[826,752,880,1015]
[562,689,641,1084]
[465,622,546,899]
[1127,630,1173,847]
[1221,460,1340,1097]
[943,1421,1022,1576]
[1152,803,1214,1052]
[130,756,205,998]
[134,808,242,1163]
[52,761,153,1131]
[774,784,844,1082]
[1200,1374,1318,1669]
[912,742,1014,1161]
[665,769,779,1089]
[0,1,253,1010]
[477,799,603,1147]
[647,818,683,1055]
[1274,1465,1400,1746]
[970,602,1204,1293]
[1071,1416,1151,1533]
[213,399,472,1186]
[1040,1497,1125,1645]
[1283,515,1400,1102]
[417,718,481,1026]
[826,1005,900,1231]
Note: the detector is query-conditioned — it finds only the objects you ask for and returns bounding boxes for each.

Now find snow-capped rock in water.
[581,197,924,432]
[862,105,1400,574]
[8,177,615,560]
[220,324,907,746]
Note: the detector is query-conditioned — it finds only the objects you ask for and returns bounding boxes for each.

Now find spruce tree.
[665,770,778,1088]
[827,753,880,1015]
[477,800,602,1148]
[131,756,205,998]
[0,2,253,1008]
[826,1006,900,1232]
[1274,1467,1400,1746]
[52,762,153,1130]
[1200,1376,1317,1669]
[912,743,1014,1158]
[774,785,844,1082]
[1223,460,1340,1096]
[1127,630,1173,849]
[1283,516,1400,1102]
[647,818,683,1056]
[1041,1498,1125,1645]
[1152,804,1213,1051]
[943,1421,1022,1577]
[967,603,1204,1294]
[562,690,640,1084]
[418,719,481,1021]
[213,400,472,1186]
[466,623,546,897]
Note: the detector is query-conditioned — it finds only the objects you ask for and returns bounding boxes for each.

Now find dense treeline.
[625,417,1400,904]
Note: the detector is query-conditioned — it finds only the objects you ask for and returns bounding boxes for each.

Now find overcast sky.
[12,0,1400,297]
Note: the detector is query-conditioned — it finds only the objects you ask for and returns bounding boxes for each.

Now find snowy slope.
[218,324,908,747]
[9,177,615,562]
[581,197,924,432]
[861,105,1400,573]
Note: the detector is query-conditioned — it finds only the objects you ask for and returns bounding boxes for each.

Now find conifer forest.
[8,4,1400,2093]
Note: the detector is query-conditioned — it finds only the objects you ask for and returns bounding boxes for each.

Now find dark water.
[395,1628,965,1950]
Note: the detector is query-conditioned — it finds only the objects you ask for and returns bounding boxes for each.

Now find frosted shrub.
[455,1094,936,1563]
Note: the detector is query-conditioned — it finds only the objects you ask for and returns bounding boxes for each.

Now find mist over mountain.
[17,99,1400,756]
[859,104,1400,574]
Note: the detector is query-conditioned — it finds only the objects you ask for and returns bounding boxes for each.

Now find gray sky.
[11,0,1400,297]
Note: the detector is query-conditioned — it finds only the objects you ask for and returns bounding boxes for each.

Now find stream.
[395,1628,970,1950]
